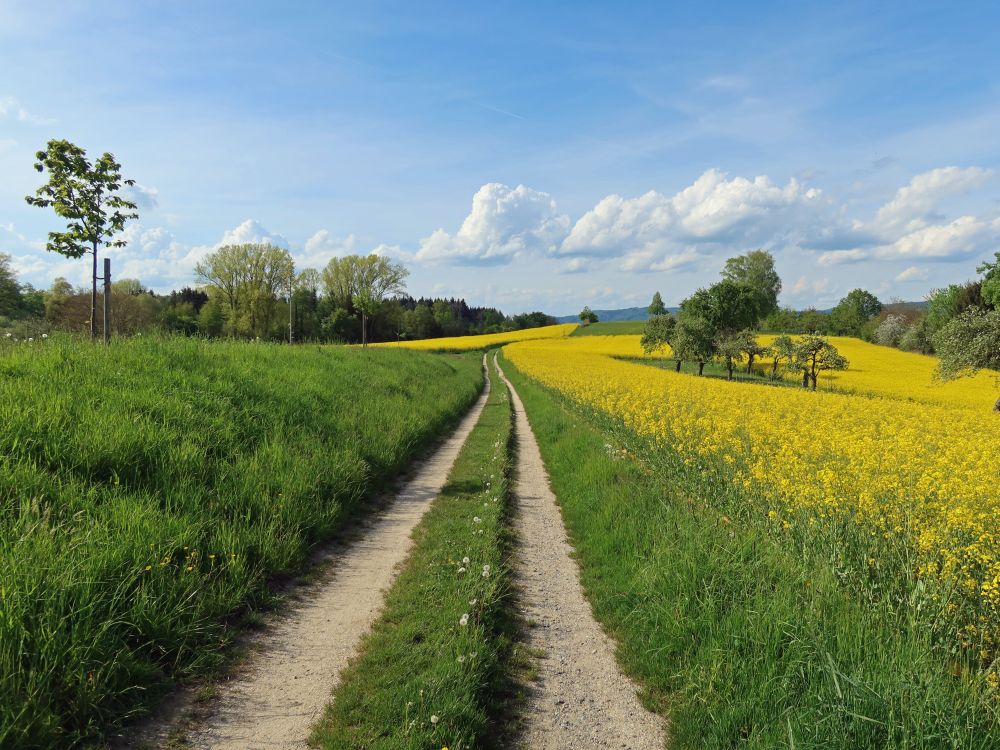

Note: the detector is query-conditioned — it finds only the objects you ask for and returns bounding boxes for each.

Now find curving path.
[495,354,667,750]
[132,355,492,750]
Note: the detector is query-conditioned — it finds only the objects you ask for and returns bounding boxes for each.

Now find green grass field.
[500,351,1000,749]
[0,335,483,748]
[312,358,518,749]
[570,320,645,336]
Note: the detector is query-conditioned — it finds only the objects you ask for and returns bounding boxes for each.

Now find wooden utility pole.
[102,258,111,345]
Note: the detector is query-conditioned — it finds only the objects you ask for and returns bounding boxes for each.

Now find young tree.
[674,314,715,375]
[714,332,748,380]
[641,313,676,363]
[25,139,138,340]
[793,335,849,390]
[579,305,599,325]
[722,250,782,318]
[769,334,797,378]
[647,291,667,317]
[740,334,771,374]
[933,307,1000,410]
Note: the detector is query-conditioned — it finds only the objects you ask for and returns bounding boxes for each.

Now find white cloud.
[788,275,831,298]
[415,183,570,265]
[298,230,359,268]
[123,183,159,210]
[219,219,289,248]
[818,248,869,266]
[0,95,54,125]
[866,166,992,235]
[561,169,822,265]
[873,216,1000,260]
[558,257,588,274]
[895,265,929,282]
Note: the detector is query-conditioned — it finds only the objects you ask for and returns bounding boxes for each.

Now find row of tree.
[637,250,849,389]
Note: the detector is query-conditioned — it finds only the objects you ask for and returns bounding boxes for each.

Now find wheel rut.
[495,354,667,750]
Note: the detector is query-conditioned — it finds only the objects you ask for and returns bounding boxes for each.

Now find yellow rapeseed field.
[504,334,1000,654]
[373,323,576,351]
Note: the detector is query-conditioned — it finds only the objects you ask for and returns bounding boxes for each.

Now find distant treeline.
[0,251,554,343]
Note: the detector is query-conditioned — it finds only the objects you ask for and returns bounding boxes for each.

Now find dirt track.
[496,355,667,749]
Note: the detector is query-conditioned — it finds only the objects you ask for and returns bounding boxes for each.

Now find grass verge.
[500,351,999,749]
[311,358,518,750]
[0,335,483,748]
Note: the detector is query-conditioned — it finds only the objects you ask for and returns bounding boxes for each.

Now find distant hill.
[556,300,925,323]
[555,306,678,323]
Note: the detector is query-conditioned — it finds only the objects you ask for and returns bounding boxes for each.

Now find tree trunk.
[811,373,818,391]
[698,361,705,376]
[90,243,98,341]
[994,396,1000,412]
[361,312,368,347]
[772,359,779,377]
[747,355,754,374]
[675,360,681,372]
[802,370,809,388]
[727,361,733,380]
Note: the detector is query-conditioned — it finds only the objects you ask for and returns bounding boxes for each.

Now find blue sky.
[2,1,999,315]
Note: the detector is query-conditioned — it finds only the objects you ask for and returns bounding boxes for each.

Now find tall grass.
[501,352,1000,748]
[0,334,482,748]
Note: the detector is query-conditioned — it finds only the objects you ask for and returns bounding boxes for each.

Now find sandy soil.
[129,355,491,750]
[496,355,667,750]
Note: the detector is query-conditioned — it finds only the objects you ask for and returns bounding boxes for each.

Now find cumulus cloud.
[866,166,992,235]
[123,183,159,210]
[895,265,930,282]
[219,219,289,248]
[561,169,822,265]
[873,216,1000,260]
[415,183,570,265]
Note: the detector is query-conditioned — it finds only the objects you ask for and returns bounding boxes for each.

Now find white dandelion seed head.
[457,655,465,663]
[431,714,440,724]
[457,567,466,574]
[459,613,469,626]
[462,556,470,565]
[473,516,482,524]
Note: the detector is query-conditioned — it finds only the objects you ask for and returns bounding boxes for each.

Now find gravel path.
[131,356,491,750]
[495,355,667,750]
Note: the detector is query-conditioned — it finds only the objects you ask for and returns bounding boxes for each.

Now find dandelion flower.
[431,714,440,724]
[457,567,466,574]
[482,564,491,578]
[456,655,465,663]
[462,556,470,565]
[473,516,482,524]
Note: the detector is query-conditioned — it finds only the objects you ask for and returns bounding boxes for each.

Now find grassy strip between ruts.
[0,336,484,749]
[499,350,999,749]
[311,358,518,750]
